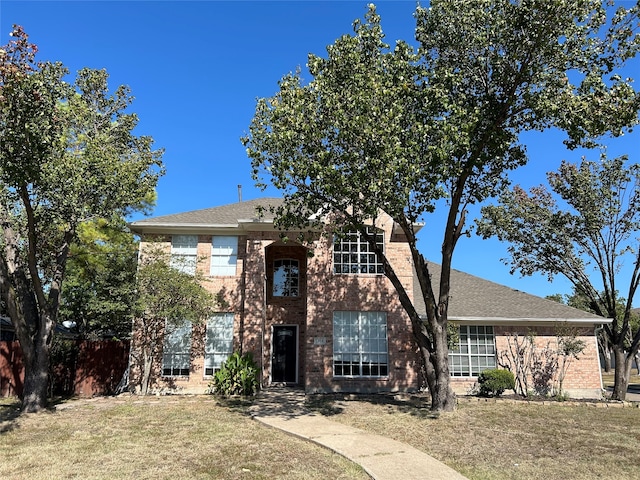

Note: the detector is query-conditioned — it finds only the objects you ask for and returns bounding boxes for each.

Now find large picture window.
[449,325,496,377]
[162,321,192,376]
[333,311,388,377]
[171,235,198,275]
[273,259,299,297]
[211,236,238,276]
[333,227,384,274]
[204,313,234,376]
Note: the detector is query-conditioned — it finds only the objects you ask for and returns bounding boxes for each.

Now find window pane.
[332,311,387,377]
[162,321,192,376]
[204,314,234,374]
[211,236,238,276]
[447,325,496,378]
[332,229,384,275]
[171,235,197,275]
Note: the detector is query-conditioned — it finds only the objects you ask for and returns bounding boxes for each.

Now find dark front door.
[272,326,297,383]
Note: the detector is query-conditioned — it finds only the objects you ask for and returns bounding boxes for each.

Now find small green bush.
[209,352,259,396]
[477,369,515,397]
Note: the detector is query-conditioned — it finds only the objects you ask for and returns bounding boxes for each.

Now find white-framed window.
[204,313,234,376]
[273,259,299,297]
[449,325,496,377]
[162,321,192,376]
[171,235,198,275]
[211,236,238,276]
[333,311,388,377]
[333,227,384,274]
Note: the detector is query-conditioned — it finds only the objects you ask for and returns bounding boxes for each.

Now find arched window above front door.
[273,259,299,297]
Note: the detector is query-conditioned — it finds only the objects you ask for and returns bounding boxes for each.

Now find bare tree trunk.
[611,345,633,401]
[430,323,456,412]
[21,341,50,412]
[603,350,612,373]
[598,334,612,372]
[140,350,153,396]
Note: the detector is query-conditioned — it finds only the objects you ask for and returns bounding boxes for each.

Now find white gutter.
[447,316,613,325]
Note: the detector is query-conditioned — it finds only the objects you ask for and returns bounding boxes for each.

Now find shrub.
[209,352,259,396]
[478,369,515,397]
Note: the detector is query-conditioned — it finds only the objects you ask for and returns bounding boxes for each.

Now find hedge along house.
[128,198,608,398]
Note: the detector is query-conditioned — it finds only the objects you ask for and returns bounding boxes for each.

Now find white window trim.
[333,227,384,275]
[273,258,300,297]
[210,236,238,276]
[333,311,388,378]
[162,321,192,377]
[449,325,496,377]
[204,313,234,376]
[171,235,198,275]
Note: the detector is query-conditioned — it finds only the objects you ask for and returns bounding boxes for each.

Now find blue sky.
[2,1,639,302]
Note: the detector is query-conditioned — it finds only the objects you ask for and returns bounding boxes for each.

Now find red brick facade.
[130,213,422,394]
[129,206,605,398]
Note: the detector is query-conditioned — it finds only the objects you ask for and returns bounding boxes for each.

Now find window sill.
[332,376,389,380]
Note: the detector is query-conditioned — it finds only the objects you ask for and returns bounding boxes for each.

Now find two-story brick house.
[128,197,608,398]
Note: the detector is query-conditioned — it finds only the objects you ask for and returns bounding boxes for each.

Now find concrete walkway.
[249,388,468,480]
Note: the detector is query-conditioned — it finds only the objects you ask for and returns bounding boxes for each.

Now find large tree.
[243,1,640,411]
[0,27,163,412]
[59,216,140,340]
[478,156,640,400]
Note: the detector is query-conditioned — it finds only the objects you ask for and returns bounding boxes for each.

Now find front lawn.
[309,394,640,480]
[0,396,367,480]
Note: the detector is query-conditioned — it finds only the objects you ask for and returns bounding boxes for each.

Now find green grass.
[0,396,368,480]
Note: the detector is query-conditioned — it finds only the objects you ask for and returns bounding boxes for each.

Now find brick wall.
[132,215,422,395]
[450,325,603,398]
[131,220,604,399]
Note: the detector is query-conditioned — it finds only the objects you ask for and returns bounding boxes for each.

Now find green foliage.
[477,369,516,397]
[59,216,139,340]
[134,246,215,327]
[478,156,640,399]
[446,322,460,350]
[209,352,259,397]
[242,2,640,412]
[0,26,164,411]
[133,245,216,395]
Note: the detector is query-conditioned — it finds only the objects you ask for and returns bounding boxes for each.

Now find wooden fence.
[0,340,130,398]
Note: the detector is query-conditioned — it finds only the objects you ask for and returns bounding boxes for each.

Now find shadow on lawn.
[305,392,440,419]
[0,399,21,433]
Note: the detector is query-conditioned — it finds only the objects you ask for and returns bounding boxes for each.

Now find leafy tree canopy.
[478,155,640,399]
[59,216,140,340]
[0,26,164,411]
[242,1,640,411]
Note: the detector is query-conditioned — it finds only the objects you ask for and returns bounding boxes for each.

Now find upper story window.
[273,259,299,297]
[211,236,238,276]
[333,227,384,274]
[449,325,496,377]
[171,235,197,275]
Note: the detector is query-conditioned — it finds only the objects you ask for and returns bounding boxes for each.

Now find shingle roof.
[129,197,284,229]
[414,262,606,322]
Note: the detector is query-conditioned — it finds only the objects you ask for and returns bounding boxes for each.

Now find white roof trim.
[448,316,612,324]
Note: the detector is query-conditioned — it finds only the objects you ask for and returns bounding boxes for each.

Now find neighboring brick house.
[128,197,608,398]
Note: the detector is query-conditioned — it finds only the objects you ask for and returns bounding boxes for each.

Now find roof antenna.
[238,184,242,203]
